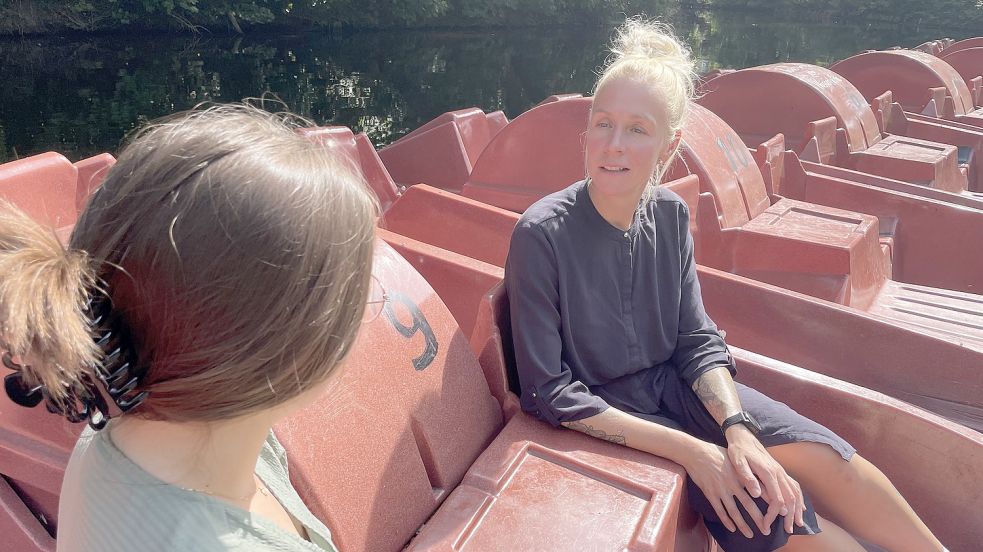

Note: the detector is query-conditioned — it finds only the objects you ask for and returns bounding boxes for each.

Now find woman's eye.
[631,126,646,134]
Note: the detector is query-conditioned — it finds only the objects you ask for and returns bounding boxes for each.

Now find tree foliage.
[0,0,280,34]
[3,0,977,161]
[2,0,981,34]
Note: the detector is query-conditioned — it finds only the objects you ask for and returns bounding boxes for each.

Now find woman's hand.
[725,425,806,535]
[682,440,767,538]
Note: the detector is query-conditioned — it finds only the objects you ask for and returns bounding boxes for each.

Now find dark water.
[0,8,977,162]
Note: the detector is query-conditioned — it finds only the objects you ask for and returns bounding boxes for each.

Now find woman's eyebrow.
[592,109,659,124]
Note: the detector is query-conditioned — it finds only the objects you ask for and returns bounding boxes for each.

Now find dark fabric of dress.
[505,179,855,551]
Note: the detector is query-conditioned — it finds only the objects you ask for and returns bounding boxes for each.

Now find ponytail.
[0,202,99,405]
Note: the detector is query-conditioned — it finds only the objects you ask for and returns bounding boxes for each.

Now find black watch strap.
[721,411,761,435]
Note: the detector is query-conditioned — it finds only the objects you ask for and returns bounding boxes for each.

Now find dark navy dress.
[505,179,855,551]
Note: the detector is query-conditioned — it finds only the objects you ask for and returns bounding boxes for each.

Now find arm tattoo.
[562,421,628,445]
[692,366,743,426]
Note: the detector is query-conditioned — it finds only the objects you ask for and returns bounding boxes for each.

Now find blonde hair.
[0,104,378,423]
[594,18,696,190]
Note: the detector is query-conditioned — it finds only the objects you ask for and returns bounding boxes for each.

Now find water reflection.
[0,8,975,162]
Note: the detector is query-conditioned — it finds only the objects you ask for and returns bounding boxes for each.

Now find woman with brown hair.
[506,19,947,552]
[0,105,378,551]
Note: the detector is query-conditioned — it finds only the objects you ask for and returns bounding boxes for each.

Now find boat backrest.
[463,95,591,212]
[939,37,983,56]
[72,153,116,213]
[384,174,699,273]
[939,47,983,106]
[379,227,504,341]
[698,63,882,155]
[831,50,975,117]
[668,105,772,229]
[398,107,507,166]
[0,153,79,231]
[380,184,518,267]
[0,154,104,542]
[274,240,504,552]
[379,108,507,192]
[470,282,521,418]
[458,94,746,228]
[297,126,400,212]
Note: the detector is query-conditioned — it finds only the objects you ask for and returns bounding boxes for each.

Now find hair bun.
[610,19,693,74]
[595,18,696,134]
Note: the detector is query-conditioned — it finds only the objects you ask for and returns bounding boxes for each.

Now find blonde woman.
[505,19,946,552]
[0,105,377,551]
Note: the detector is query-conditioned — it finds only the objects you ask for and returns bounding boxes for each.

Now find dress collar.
[578,179,642,242]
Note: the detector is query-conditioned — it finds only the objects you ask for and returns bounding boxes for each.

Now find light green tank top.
[56,424,339,552]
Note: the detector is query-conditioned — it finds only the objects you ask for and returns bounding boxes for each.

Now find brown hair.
[0,104,378,422]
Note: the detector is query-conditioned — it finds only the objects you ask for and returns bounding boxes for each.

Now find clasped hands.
[684,425,806,539]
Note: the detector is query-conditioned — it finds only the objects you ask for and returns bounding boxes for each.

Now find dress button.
[623,232,629,238]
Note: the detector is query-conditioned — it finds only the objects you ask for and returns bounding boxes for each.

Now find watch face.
[747,413,762,433]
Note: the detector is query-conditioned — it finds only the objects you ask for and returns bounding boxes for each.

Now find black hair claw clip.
[2,296,148,430]
[3,357,44,408]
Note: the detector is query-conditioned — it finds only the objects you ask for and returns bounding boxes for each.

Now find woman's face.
[585,77,676,202]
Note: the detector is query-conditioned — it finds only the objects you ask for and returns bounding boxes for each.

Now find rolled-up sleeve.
[670,203,735,386]
[505,222,610,427]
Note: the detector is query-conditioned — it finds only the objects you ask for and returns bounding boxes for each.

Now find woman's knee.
[767,441,857,485]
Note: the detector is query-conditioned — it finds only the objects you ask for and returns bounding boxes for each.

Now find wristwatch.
[721,411,762,436]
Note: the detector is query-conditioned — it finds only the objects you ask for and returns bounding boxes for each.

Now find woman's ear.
[662,129,683,163]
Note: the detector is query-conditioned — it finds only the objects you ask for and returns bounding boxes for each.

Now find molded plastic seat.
[298,126,401,212]
[697,63,979,192]
[671,105,983,334]
[939,36,983,56]
[939,47,983,107]
[852,134,965,191]
[769,151,983,294]
[379,108,508,192]
[274,240,711,551]
[831,50,983,128]
[466,276,983,551]
[381,184,518,267]
[408,412,708,551]
[726,198,886,308]
[462,95,590,212]
[0,153,112,550]
[274,241,504,552]
[0,152,80,240]
[673,98,983,295]
[72,153,115,213]
[379,227,503,340]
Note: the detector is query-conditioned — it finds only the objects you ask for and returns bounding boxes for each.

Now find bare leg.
[779,514,864,552]
[768,442,943,552]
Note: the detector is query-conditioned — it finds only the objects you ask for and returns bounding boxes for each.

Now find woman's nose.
[606,130,625,153]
